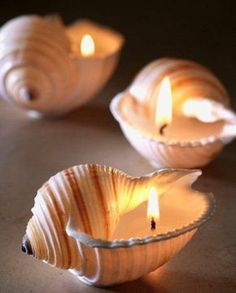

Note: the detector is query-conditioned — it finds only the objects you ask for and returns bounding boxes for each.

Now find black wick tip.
[151,218,156,231]
[21,234,33,255]
[159,124,167,136]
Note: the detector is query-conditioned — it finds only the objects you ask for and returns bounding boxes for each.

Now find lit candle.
[119,77,226,142]
[146,76,226,141]
[155,76,172,135]
[112,187,160,239]
[111,57,236,168]
[80,34,95,57]
[147,187,160,231]
[22,164,214,286]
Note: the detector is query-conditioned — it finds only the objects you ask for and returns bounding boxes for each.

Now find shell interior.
[113,92,235,145]
[66,20,124,59]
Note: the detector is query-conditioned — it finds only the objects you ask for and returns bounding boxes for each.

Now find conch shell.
[110,58,236,168]
[0,15,124,117]
[22,164,214,286]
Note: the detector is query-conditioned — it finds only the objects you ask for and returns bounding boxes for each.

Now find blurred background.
[0,0,235,106]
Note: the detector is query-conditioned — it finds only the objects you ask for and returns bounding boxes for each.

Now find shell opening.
[23,164,215,287]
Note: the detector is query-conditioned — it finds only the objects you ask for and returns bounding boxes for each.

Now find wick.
[151,217,156,231]
[159,124,167,136]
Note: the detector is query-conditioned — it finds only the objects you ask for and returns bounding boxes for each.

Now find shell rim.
[69,192,215,249]
[110,92,231,147]
[67,164,215,249]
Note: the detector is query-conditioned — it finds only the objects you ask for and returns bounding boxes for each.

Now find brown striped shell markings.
[128,58,230,114]
[23,165,206,270]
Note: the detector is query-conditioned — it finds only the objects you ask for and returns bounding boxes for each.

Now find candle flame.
[80,34,95,57]
[147,187,160,230]
[155,77,173,128]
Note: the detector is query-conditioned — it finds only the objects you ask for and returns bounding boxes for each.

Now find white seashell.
[111,93,236,168]
[22,164,215,286]
[0,15,124,117]
[110,58,236,168]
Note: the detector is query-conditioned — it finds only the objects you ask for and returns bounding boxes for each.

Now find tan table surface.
[0,74,236,293]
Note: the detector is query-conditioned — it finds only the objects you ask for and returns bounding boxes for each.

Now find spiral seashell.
[110,58,236,168]
[22,164,214,286]
[0,15,76,115]
[111,92,236,168]
[129,58,230,114]
[0,16,124,116]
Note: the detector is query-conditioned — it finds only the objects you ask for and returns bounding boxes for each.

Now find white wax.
[121,95,225,141]
[111,187,207,241]
[112,201,156,240]
[149,115,225,141]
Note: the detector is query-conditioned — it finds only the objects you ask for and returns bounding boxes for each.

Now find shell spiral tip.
[19,88,36,102]
[21,234,33,255]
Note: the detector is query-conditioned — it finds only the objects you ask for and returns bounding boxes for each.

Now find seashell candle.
[0,15,124,117]
[22,164,215,287]
[110,58,236,168]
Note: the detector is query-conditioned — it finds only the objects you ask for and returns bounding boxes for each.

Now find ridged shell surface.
[23,164,214,286]
[129,58,230,114]
[0,15,76,115]
[0,16,124,116]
